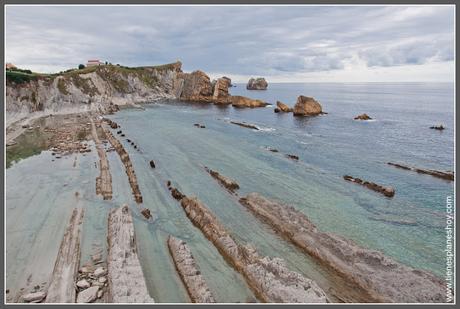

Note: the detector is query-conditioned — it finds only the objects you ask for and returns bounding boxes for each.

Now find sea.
[6,82,455,302]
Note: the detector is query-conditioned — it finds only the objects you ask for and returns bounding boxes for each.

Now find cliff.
[6,61,266,126]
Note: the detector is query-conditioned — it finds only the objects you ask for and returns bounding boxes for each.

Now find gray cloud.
[5,5,454,78]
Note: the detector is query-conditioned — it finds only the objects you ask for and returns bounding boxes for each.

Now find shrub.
[78,64,85,70]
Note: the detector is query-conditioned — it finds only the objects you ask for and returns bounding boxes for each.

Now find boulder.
[178,70,213,101]
[293,96,322,116]
[231,96,267,108]
[149,160,156,168]
[286,154,299,161]
[276,101,292,112]
[430,125,445,130]
[246,77,268,90]
[222,76,232,87]
[141,208,152,219]
[94,267,106,277]
[23,291,46,303]
[354,113,372,120]
[77,286,99,303]
[76,279,91,289]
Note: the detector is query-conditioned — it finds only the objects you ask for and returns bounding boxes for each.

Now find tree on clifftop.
[78,64,85,70]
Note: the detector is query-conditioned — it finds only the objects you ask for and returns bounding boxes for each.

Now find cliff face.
[6,61,266,125]
[6,62,182,123]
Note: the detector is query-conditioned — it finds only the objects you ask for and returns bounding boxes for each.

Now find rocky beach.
[5,62,454,303]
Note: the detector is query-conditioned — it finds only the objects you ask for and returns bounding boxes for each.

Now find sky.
[5,5,455,82]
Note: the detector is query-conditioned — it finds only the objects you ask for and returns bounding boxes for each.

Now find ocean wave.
[257,126,276,132]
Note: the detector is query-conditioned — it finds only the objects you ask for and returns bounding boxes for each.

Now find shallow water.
[6,82,454,302]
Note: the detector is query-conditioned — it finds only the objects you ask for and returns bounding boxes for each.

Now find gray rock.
[94,267,106,277]
[23,291,46,303]
[76,279,90,289]
[77,286,99,303]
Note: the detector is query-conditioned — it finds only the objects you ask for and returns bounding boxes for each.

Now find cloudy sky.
[5,5,455,82]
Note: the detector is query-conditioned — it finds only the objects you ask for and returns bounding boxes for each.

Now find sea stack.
[246,77,268,90]
[293,96,322,116]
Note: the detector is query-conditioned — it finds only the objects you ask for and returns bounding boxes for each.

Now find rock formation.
[91,119,112,200]
[176,70,213,102]
[212,77,230,100]
[246,78,268,90]
[293,96,322,116]
[45,208,85,303]
[275,101,292,113]
[107,205,154,303]
[387,162,454,181]
[167,236,216,303]
[231,96,267,108]
[230,121,259,130]
[354,114,372,120]
[177,194,327,303]
[238,193,445,303]
[204,167,240,193]
[286,154,299,161]
[102,123,143,203]
[430,125,445,130]
[343,175,395,197]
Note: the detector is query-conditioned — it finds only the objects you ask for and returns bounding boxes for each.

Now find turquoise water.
[6,83,454,302]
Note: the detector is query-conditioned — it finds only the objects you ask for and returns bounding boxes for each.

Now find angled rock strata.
[239,193,446,303]
[204,167,240,193]
[91,119,112,200]
[343,175,395,197]
[387,162,454,181]
[102,124,143,203]
[167,236,216,303]
[174,193,327,303]
[107,204,154,303]
[45,208,85,303]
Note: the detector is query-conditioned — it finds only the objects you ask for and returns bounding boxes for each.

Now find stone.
[23,291,46,303]
[293,96,322,116]
[276,101,292,112]
[94,267,106,277]
[171,187,185,200]
[286,154,299,160]
[149,160,156,168]
[212,77,230,99]
[430,125,445,130]
[230,121,259,130]
[98,276,107,283]
[97,290,104,299]
[343,175,395,197]
[239,193,446,303]
[354,113,372,120]
[77,286,99,303]
[231,96,267,108]
[205,167,240,193]
[141,208,152,219]
[246,77,268,90]
[387,162,454,181]
[77,279,91,289]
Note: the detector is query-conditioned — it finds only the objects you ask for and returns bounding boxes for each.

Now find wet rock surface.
[387,162,454,181]
[177,194,327,303]
[246,78,268,90]
[91,119,112,200]
[343,175,395,197]
[167,236,216,303]
[45,208,85,303]
[231,96,267,108]
[293,96,322,116]
[102,123,143,203]
[354,113,372,120]
[276,101,292,113]
[230,121,259,130]
[107,205,154,303]
[430,125,445,130]
[205,167,240,193]
[239,193,446,303]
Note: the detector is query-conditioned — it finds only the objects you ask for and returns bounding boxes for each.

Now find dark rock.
[200,125,206,128]
[171,187,185,200]
[354,113,372,120]
[149,160,156,168]
[430,125,445,130]
[343,175,395,197]
[205,167,240,192]
[246,77,268,90]
[286,154,299,161]
[140,208,152,219]
[167,180,171,187]
[267,148,279,153]
[230,121,259,130]
[274,108,280,113]
[387,162,454,181]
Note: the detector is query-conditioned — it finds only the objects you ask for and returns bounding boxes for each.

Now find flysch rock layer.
[102,124,143,203]
[387,162,454,181]
[107,204,154,303]
[178,195,327,303]
[239,193,446,303]
[91,118,112,200]
[167,236,216,303]
[204,167,240,193]
[45,208,85,303]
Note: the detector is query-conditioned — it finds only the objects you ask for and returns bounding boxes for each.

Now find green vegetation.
[78,64,85,70]
[70,74,100,96]
[77,128,88,140]
[57,78,70,95]
[6,71,37,84]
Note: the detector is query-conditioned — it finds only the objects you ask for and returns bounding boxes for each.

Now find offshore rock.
[230,121,259,130]
[387,162,454,181]
[293,96,322,116]
[204,167,240,193]
[107,205,154,303]
[231,96,267,108]
[343,175,395,197]
[276,101,292,112]
[239,193,445,303]
[167,236,216,303]
[212,77,230,99]
[246,77,268,90]
[178,196,327,303]
[354,113,372,120]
